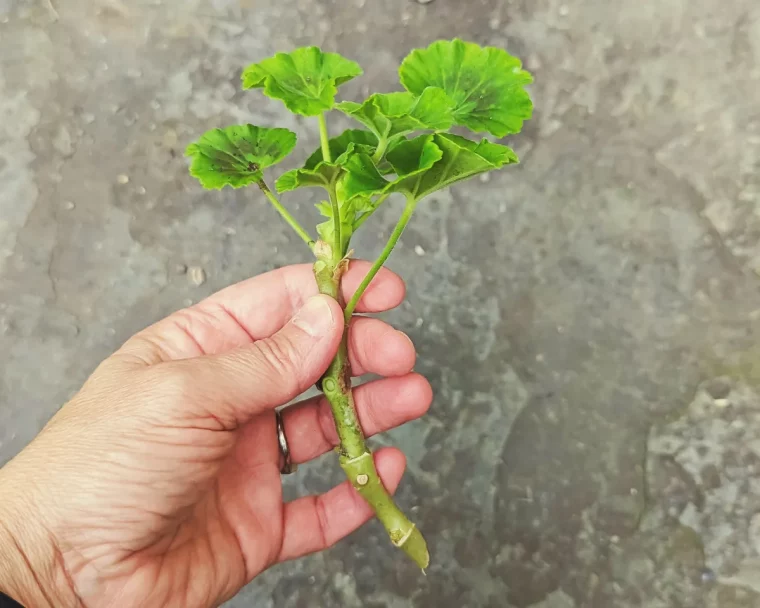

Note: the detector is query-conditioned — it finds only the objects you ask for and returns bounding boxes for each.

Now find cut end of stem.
[394,525,430,569]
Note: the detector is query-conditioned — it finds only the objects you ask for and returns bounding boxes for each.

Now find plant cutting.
[185,38,533,569]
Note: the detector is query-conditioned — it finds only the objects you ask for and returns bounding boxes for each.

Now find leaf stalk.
[257,180,315,248]
[344,196,418,323]
[318,113,332,163]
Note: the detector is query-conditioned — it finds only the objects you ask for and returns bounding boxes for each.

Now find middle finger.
[281,372,433,465]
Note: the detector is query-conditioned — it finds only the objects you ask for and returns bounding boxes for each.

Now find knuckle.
[254,336,300,389]
[316,397,339,448]
[314,495,331,549]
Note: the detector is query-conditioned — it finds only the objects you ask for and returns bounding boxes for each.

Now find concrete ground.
[2,0,760,606]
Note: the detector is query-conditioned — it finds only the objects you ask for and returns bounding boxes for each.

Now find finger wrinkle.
[205,300,257,344]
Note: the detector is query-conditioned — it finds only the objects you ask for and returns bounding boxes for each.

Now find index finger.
[207,260,406,338]
[117,261,405,363]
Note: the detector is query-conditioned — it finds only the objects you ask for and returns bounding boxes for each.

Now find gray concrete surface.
[2,0,760,606]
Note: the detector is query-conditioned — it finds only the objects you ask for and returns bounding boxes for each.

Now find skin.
[0,261,432,608]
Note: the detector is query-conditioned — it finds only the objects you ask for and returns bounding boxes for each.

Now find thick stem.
[313,244,429,569]
[257,181,315,249]
[328,184,342,264]
[318,113,332,163]
[344,197,417,322]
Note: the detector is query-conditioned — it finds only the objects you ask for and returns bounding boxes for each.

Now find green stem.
[318,113,332,163]
[257,181,315,249]
[371,136,389,164]
[328,184,342,264]
[313,245,429,569]
[344,196,417,323]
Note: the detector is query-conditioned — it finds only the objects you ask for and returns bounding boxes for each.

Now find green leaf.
[185,124,297,190]
[343,133,518,202]
[342,134,441,201]
[315,197,361,255]
[242,47,363,116]
[275,130,377,193]
[399,39,533,138]
[335,87,455,142]
[395,133,518,199]
[304,129,378,167]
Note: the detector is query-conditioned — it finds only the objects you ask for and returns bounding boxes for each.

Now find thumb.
[176,295,343,428]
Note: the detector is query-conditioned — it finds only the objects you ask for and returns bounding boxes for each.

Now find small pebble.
[174,263,188,275]
[188,266,206,287]
[414,245,426,256]
[223,226,237,236]
[163,129,178,148]
[137,186,147,195]
[116,174,130,185]
[415,0,435,3]
[63,200,75,211]
[81,113,96,124]
[480,173,491,183]
[700,568,716,584]
[704,377,731,400]
[559,4,569,16]
[489,17,501,29]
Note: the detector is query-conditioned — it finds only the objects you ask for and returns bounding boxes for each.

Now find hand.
[0,262,432,608]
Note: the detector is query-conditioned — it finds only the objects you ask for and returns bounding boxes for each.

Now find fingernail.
[292,296,335,337]
[399,330,416,351]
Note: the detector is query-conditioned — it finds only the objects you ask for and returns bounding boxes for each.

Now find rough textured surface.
[2,0,760,606]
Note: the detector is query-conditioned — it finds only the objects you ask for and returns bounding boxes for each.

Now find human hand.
[0,262,432,608]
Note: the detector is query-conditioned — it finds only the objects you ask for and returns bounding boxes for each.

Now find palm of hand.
[7,263,430,608]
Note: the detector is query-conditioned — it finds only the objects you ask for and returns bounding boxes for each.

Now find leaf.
[242,47,363,116]
[390,133,519,199]
[185,125,297,190]
[342,133,518,201]
[341,135,440,201]
[335,87,455,142]
[305,129,379,167]
[399,39,533,138]
[275,130,377,193]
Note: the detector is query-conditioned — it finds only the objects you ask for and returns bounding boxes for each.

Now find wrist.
[0,459,80,607]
